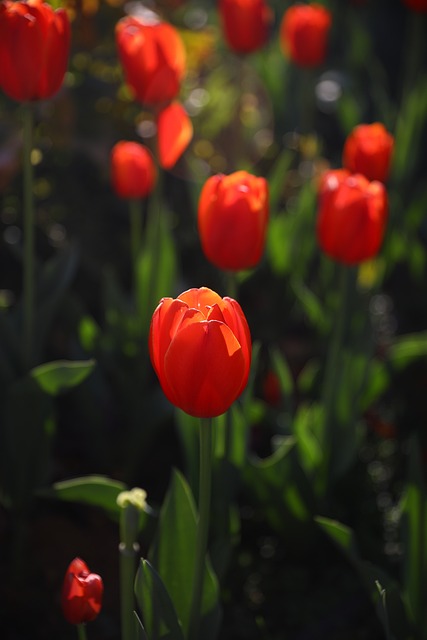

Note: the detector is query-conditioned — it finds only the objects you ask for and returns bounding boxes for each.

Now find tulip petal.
[157,102,193,170]
[164,320,246,417]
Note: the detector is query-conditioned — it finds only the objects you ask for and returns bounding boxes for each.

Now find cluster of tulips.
[0,0,426,637]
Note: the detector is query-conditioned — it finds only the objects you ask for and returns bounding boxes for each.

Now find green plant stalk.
[319,265,355,494]
[188,417,213,640]
[129,198,142,291]
[22,104,35,370]
[77,624,88,640]
[119,504,140,640]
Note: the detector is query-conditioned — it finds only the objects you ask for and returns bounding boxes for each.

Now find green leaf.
[134,613,149,640]
[293,404,323,478]
[291,278,329,333]
[315,516,356,555]
[135,559,185,640]
[388,332,427,371]
[47,475,127,520]
[267,147,294,213]
[149,470,220,640]
[30,359,96,396]
[270,346,294,398]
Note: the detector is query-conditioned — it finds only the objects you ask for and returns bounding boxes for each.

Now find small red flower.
[343,123,394,183]
[149,287,251,417]
[156,101,193,170]
[316,170,388,265]
[115,13,186,107]
[61,558,103,625]
[402,0,427,11]
[110,141,156,199]
[280,3,332,67]
[198,170,269,271]
[0,0,70,102]
[218,0,272,54]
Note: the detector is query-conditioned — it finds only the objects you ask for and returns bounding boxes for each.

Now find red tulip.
[0,0,70,102]
[149,287,251,417]
[280,3,332,67]
[110,141,156,199]
[156,101,193,170]
[343,123,394,183]
[316,170,388,265]
[218,0,272,54]
[198,171,269,271]
[61,558,103,625]
[115,13,186,107]
[402,0,427,11]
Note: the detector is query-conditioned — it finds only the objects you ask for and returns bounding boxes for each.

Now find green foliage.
[30,358,96,395]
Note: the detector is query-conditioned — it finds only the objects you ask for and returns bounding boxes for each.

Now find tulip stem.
[22,103,35,370]
[188,417,213,640]
[77,624,88,640]
[129,198,142,297]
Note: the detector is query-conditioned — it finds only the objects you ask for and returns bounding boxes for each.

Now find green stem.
[129,198,142,294]
[320,266,355,494]
[22,104,35,370]
[188,418,213,640]
[119,541,139,640]
[77,624,88,640]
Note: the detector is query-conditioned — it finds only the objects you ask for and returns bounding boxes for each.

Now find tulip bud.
[218,0,272,54]
[149,287,252,417]
[0,0,70,102]
[110,141,157,199]
[280,3,332,67]
[61,558,103,625]
[198,171,269,271]
[316,170,388,265]
[343,123,394,183]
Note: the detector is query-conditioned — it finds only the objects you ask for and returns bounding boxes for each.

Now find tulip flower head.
[280,3,332,67]
[403,0,427,11]
[156,101,193,170]
[343,123,394,183]
[198,170,269,271]
[218,0,272,54]
[110,141,156,199]
[316,170,388,265]
[0,0,71,102]
[115,11,186,107]
[61,557,103,625]
[149,287,251,417]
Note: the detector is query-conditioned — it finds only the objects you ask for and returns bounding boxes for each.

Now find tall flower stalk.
[22,104,35,370]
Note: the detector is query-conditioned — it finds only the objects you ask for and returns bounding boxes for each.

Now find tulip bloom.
[403,0,427,10]
[343,123,394,183]
[316,170,388,265]
[61,558,103,625]
[115,13,186,107]
[280,3,332,67]
[149,287,251,417]
[218,0,272,54]
[110,141,156,199]
[198,171,269,271]
[0,0,70,102]
[157,102,193,170]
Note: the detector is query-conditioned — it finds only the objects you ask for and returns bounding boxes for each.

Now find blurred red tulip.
[316,170,388,265]
[110,141,156,199]
[343,123,394,183]
[198,170,269,271]
[280,3,332,67]
[156,101,193,169]
[61,558,103,625]
[0,0,70,102]
[115,13,186,107]
[149,287,251,417]
[218,0,272,54]
[403,0,427,11]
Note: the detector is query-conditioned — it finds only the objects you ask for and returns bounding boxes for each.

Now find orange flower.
[149,287,251,417]
[115,13,186,107]
[0,0,70,102]
[61,558,103,625]
[403,0,427,10]
[218,0,272,54]
[156,101,193,170]
[316,170,388,265]
[343,123,394,183]
[110,141,156,199]
[198,171,269,271]
[280,3,331,67]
